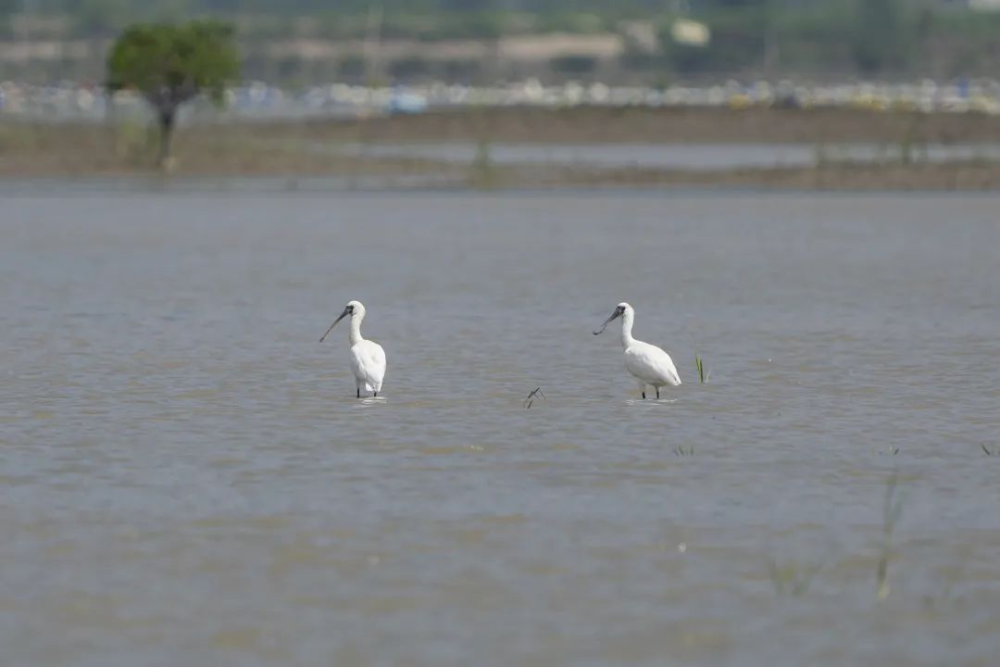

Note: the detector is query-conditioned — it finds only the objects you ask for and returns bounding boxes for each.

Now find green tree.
[106,20,239,166]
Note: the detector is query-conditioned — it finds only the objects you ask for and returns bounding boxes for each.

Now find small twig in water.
[877,472,904,600]
[874,447,900,456]
[673,446,695,457]
[982,444,996,457]
[523,387,545,409]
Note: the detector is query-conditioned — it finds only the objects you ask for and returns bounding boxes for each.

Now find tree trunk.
[158,109,176,168]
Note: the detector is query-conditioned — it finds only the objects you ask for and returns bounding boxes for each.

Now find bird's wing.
[351,340,386,389]
[653,349,682,386]
[626,342,681,386]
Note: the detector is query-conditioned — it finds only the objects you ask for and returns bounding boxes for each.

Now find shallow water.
[2,192,999,666]
[346,141,1000,170]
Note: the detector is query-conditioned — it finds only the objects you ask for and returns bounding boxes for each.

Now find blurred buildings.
[3,2,1000,85]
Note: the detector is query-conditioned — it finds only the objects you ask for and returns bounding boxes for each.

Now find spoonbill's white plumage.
[594,302,680,399]
[320,300,386,398]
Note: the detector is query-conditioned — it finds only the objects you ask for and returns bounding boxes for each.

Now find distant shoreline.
[2,107,1000,190]
[307,106,1000,145]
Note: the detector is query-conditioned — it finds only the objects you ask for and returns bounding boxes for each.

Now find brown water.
[2,192,999,667]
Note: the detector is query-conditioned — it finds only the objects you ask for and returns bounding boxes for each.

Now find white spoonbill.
[594,302,681,399]
[320,300,386,398]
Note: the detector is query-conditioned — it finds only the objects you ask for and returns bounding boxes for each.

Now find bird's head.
[593,302,631,336]
[320,300,365,343]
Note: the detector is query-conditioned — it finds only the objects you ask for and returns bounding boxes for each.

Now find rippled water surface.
[2,192,999,667]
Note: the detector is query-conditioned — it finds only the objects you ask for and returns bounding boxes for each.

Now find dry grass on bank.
[3,107,1000,190]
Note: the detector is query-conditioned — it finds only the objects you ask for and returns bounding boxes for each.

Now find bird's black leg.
[641,391,646,399]
[356,388,360,398]
[656,387,660,399]
[373,391,378,397]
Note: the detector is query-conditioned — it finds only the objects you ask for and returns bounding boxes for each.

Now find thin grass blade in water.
[877,472,903,600]
[695,355,709,384]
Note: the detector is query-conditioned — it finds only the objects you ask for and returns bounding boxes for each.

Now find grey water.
[345,141,1000,170]
[2,192,999,667]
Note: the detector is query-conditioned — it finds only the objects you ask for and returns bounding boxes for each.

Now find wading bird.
[594,302,680,399]
[320,300,386,398]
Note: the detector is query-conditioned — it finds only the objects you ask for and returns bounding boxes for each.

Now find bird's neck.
[620,312,636,349]
[349,315,364,346]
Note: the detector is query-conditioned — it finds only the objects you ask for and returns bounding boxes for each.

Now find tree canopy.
[107,20,239,165]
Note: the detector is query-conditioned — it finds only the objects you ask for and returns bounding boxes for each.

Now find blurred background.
[3,1,1000,119]
[3,0,1000,188]
[3,0,1000,82]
